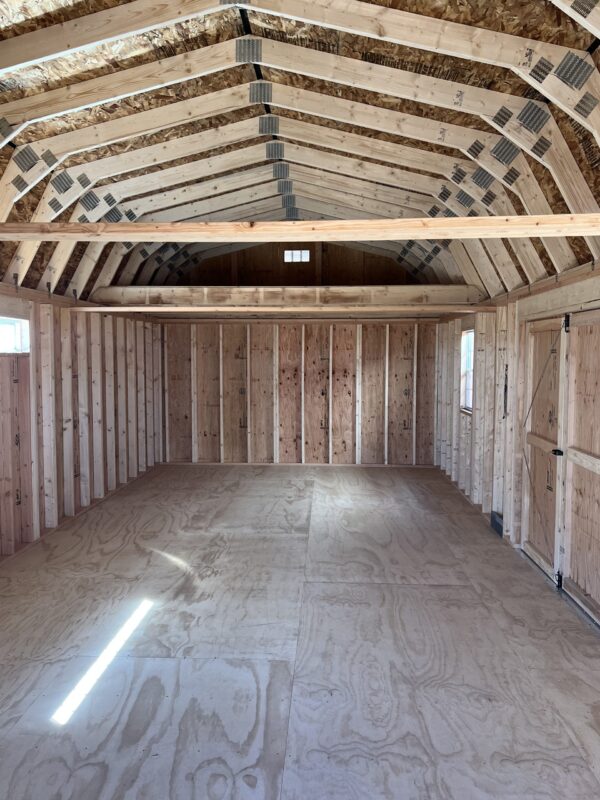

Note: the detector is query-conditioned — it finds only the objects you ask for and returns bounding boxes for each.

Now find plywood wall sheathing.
[165,323,192,463]
[331,323,356,465]
[360,324,386,465]
[249,324,275,464]
[387,324,414,465]
[416,323,437,466]
[222,323,248,463]
[278,323,303,464]
[195,323,221,463]
[303,323,329,464]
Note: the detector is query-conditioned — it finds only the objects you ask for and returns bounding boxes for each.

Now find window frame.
[0,315,30,355]
[460,328,474,414]
[283,249,311,263]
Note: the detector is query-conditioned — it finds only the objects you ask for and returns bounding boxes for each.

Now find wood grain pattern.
[249,324,275,464]
[1,465,600,798]
[165,323,192,463]
[387,323,413,465]
[195,323,221,463]
[278,324,302,464]
[526,326,561,567]
[360,324,386,465]
[222,324,248,463]
[303,323,329,464]
[331,324,356,465]
[283,578,600,799]
[416,322,436,465]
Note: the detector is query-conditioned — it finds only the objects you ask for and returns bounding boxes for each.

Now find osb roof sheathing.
[0,0,598,290]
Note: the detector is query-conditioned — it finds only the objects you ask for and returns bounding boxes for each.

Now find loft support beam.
[89,285,486,306]
[1,215,599,242]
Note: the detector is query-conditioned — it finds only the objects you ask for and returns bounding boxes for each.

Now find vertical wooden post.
[60,308,75,516]
[90,313,104,499]
[355,323,362,465]
[246,324,252,464]
[28,303,41,540]
[153,324,163,464]
[553,322,570,580]
[190,324,198,463]
[439,324,448,471]
[163,324,170,463]
[471,314,486,505]
[104,315,117,492]
[126,318,138,476]
[433,324,439,467]
[218,324,224,464]
[144,322,155,469]
[40,304,58,528]
[115,316,128,484]
[76,311,91,506]
[383,323,390,466]
[492,305,508,515]
[300,324,306,465]
[0,357,16,554]
[412,323,418,466]
[136,320,146,472]
[273,323,280,464]
[328,323,333,465]
[451,319,461,483]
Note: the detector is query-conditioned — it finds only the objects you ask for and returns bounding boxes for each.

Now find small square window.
[0,316,30,354]
[284,249,310,263]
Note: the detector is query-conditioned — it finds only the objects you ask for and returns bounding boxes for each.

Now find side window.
[460,329,474,412]
[0,316,30,354]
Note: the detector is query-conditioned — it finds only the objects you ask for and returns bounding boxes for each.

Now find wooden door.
[522,320,563,577]
[561,311,600,621]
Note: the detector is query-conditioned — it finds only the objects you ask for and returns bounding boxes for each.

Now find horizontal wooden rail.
[1,215,600,243]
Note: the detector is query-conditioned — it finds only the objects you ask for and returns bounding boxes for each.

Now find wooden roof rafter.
[1,0,598,140]
[0,82,578,285]
[1,35,597,260]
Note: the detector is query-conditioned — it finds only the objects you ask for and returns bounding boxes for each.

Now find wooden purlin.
[4,213,600,243]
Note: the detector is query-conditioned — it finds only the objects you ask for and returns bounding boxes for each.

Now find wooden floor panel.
[0,465,599,798]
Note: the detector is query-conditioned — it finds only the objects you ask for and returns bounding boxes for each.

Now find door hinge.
[551,448,564,456]
[555,571,563,590]
[14,432,20,448]
[564,313,570,333]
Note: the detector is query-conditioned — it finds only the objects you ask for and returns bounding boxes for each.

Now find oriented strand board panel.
[416,323,437,465]
[222,324,248,463]
[331,324,356,465]
[388,324,413,465]
[278,324,303,464]
[361,324,386,465]
[249,324,275,464]
[165,324,192,463]
[303,323,330,464]
[195,324,220,463]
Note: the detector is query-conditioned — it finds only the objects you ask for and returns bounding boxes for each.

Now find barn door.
[521,319,564,579]
[560,310,600,622]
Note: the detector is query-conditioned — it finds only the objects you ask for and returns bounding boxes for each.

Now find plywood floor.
[0,466,599,799]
